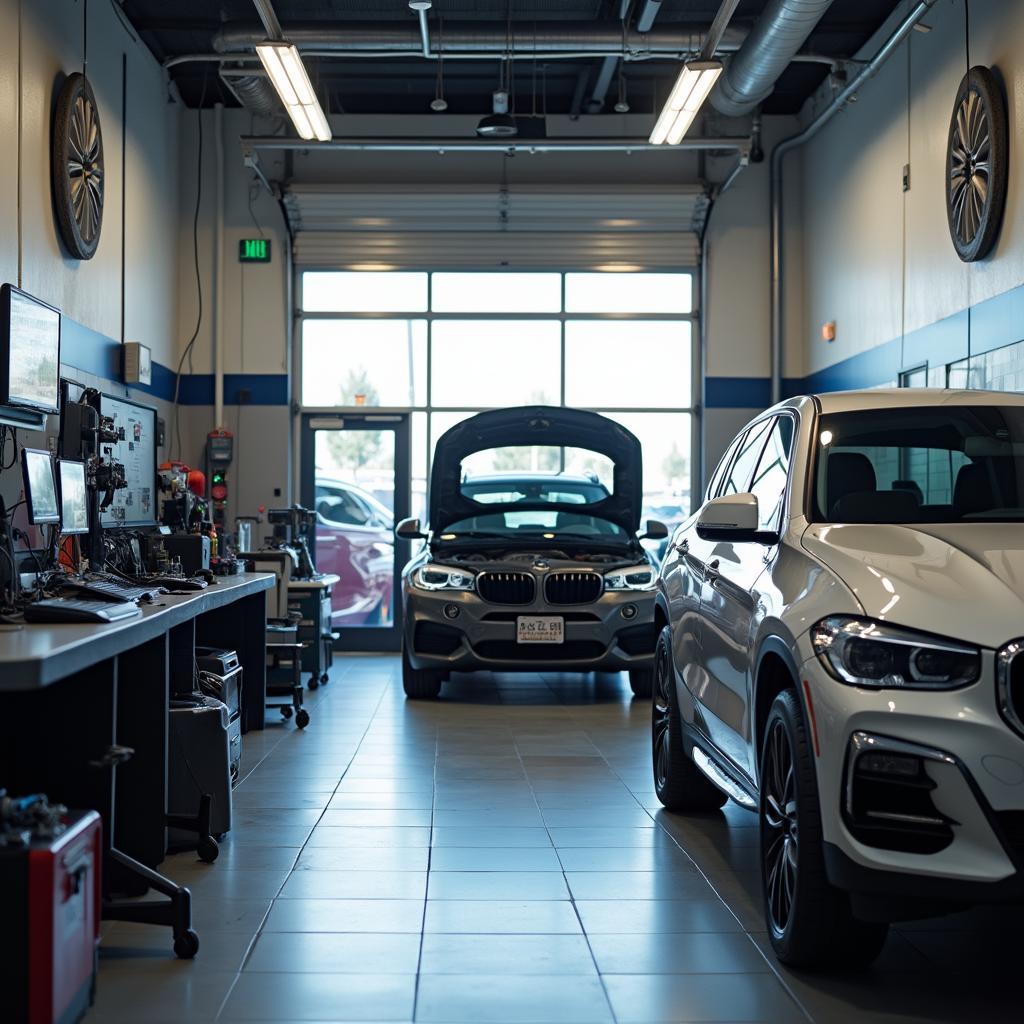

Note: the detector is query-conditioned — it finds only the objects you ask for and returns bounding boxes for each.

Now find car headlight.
[603,566,657,592]
[413,564,476,592]
[811,616,980,690]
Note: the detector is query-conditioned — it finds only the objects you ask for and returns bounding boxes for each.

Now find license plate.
[517,616,564,644]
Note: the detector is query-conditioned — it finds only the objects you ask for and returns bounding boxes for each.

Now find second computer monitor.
[98,393,158,528]
[21,448,60,525]
[58,459,89,535]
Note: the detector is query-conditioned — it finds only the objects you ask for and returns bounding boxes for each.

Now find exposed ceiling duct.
[710,0,836,117]
[211,21,747,58]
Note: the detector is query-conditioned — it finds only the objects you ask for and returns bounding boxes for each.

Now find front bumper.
[403,583,656,673]
[795,637,1024,906]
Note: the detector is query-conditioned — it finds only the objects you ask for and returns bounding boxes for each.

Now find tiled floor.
[92,657,1021,1023]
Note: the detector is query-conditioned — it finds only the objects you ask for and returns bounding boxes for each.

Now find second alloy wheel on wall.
[946,65,1008,263]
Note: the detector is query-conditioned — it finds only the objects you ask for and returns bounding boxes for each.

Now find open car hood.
[429,406,643,536]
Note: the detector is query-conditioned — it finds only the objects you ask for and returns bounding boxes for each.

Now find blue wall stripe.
[61,317,122,381]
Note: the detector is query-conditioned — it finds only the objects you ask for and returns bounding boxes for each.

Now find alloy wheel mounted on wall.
[946,65,1008,263]
[52,72,105,260]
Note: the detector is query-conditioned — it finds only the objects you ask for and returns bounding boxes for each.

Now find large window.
[300,270,696,523]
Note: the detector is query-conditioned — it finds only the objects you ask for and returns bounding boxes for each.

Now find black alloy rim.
[652,639,671,790]
[762,718,798,937]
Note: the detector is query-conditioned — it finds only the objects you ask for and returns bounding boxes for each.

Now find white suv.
[652,389,1024,968]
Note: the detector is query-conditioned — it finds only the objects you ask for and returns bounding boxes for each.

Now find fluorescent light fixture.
[256,41,331,142]
[649,60,723,145]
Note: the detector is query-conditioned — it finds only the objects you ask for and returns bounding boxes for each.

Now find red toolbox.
[0,803,102,1024]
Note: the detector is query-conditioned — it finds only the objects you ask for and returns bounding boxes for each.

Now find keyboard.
[145,576,209,591]
[24,598,142,624]
[59,578,164,603]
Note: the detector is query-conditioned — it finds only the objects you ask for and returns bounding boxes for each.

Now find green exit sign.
[239,238,271,263]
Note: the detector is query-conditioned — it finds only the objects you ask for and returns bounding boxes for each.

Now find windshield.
[813,405,1024,524]
[443,477,626,540]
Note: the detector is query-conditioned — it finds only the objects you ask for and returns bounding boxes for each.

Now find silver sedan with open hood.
[395,406,668,699]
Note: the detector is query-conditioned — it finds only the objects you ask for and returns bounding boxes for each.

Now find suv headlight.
[413,564,476,592]
[812,616,980,690]
[603,566,656,592]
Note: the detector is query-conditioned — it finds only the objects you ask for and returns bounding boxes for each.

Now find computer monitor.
[99,393,157,528]
[58,459,89,535]
[1,285,61,415]
[21,448,60,526]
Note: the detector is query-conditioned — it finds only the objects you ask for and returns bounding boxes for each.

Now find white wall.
[798,0,1024,381]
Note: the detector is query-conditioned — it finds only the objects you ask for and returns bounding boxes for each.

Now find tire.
[295,709,310,729]
[946,65,1008,262]
[652,626,728,812]
[629,668,653,698]
[402,648,443,699]
[760,689,889,969]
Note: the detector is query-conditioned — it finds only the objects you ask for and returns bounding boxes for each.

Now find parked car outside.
[396,406,667,699]
[653,389,1024,967]
[314,477,394,626]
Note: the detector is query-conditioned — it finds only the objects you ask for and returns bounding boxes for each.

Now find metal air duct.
[710,0,835,116]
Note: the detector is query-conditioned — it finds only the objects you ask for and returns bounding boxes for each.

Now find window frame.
[747,412,796,533]
[294,267,701,516]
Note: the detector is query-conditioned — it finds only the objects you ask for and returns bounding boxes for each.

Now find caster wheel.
[295,709,310,729]
[197,836,219,864]
[308,676,319,690]
[173,929,200,959]
[320,672,329,685]
[281,706,293,720]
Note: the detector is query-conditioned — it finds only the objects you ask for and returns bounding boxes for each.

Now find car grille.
[413,621,463,656]
[544,571,603,605]
[474,640,605,661]
[476,572,535,605]
[997,641,1024,739]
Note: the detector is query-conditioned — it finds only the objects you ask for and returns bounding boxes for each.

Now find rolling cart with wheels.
[266,622,310,728]
[287,574,340,690]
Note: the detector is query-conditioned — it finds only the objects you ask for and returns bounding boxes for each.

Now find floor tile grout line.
[567,696,818,1024]
[510,687,620,1024]
[410,702,440,1022]
[213,670,393,1022]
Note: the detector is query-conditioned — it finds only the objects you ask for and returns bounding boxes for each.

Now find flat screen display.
[99,394,157,528]
[22,448,60,525]
[2,285,61,414]
[58,459,89,535]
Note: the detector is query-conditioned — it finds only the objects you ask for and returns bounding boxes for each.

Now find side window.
[749,416,794,530]
[722,418,774,496]
[706,433,745,502]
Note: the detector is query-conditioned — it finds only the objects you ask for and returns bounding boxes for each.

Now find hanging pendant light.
[477,1,517,137]
[430,13,448,111]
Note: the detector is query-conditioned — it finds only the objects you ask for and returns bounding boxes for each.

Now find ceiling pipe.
[711,0,835,116]
[212,21,747,57]
[587,2,633,115]
[769,0,939,403]
[637,2,664,34]
[223,0,286,117]
[240,134,751,155]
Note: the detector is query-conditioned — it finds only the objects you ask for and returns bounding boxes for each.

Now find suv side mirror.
[697,493,777,544]
[396,517,426,540]
[641,519,669,541]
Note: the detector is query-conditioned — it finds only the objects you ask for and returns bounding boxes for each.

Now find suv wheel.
[760,689,889,968]
[652,627,728,812]
[402,649,443,699]
[628,668,653,698]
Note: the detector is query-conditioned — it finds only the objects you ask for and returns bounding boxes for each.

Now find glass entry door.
[301,413,410,653]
